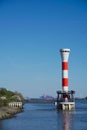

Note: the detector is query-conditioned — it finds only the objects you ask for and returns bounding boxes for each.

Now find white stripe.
[62,59,68,62]
[61,52,70,62]
[62,87,68,92]
[62,70,68,78]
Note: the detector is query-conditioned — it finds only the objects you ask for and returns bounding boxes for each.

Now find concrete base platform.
[57,102,75,110]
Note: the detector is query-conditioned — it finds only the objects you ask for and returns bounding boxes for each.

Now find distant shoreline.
[26,98,87,104]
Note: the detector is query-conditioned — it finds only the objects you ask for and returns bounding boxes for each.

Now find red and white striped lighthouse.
[60,48,70,92]
[56,48,75,110]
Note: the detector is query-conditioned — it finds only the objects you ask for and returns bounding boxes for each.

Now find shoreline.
[0,106,23,120]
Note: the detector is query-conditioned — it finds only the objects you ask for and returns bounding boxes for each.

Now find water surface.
[0,100,87,130]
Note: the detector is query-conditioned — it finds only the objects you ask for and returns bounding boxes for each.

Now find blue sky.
[0,0,87,98]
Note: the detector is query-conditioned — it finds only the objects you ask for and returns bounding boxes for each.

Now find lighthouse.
[60,48,70,92]
[56,48,75,110]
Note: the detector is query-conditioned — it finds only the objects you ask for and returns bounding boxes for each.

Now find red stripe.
[62,78,68,86]
[62,62,68,70]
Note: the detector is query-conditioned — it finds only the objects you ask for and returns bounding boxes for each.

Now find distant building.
[40,95,54,100]
[0,96,7,100]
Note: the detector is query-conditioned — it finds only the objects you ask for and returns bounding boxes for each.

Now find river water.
[0,100,87,130]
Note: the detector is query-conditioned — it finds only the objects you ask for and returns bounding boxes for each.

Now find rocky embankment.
[0,106,23,120]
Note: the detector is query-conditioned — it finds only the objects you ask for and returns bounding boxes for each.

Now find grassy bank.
[0,106,23,120]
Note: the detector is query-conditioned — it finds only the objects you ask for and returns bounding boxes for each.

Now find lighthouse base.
[56,90,75,110]
[57,102,75,110]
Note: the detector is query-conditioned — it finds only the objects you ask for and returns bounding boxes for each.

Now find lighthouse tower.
[60,48,70,92]
[56,48,75,110]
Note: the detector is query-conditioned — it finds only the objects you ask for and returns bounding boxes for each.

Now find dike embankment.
[0,106,23,120]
